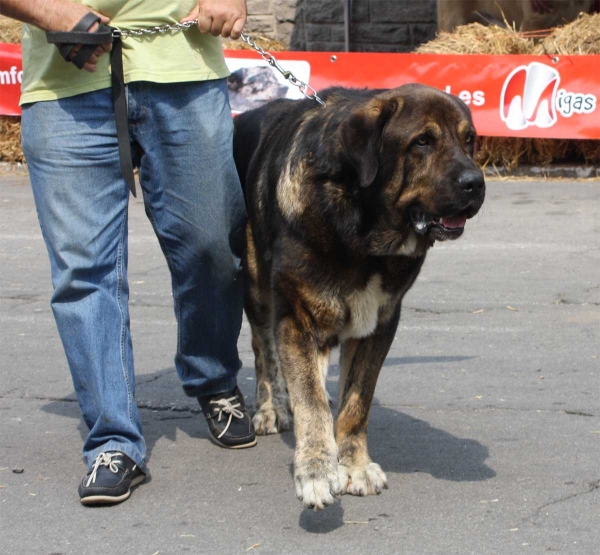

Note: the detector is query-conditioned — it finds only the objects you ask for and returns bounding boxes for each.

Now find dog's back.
[233,98,298,192]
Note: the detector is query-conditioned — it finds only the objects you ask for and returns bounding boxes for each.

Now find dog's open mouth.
[410,206,467,241]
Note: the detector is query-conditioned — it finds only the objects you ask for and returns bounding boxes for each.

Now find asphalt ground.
[1,172,598,555]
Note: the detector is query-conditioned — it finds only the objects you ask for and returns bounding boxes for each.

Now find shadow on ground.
[40,355,495,533]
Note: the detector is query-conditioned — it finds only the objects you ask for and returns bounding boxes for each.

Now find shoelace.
[85,452,123,487]
[210,396,244,439]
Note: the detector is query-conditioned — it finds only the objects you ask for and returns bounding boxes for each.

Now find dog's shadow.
[41,355,495,534]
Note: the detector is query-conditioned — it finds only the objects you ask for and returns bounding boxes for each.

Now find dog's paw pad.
[339,462,388,496]
[252,406,291,435]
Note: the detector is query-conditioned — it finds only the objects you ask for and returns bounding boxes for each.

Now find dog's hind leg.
[336,306,400,497]
[251,325,291,434]
[244,225,291,435]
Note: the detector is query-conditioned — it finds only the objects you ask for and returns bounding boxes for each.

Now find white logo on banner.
[500,62,597,130]
[500,62,559,130]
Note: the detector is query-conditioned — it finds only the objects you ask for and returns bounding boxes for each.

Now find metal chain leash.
[238,33,326,106]
[111,20,326,107]
[110,20,199,38]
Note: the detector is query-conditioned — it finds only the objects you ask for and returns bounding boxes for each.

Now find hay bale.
[475,137,574,169]
[536,12,600,55]
[0,116,24,164]
[417,12,600,56]
[0,15,21,44]
[222,35,287,52]
[416,22,536,55]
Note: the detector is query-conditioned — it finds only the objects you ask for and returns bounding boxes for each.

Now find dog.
[437,0,594,32]
[233,84,485,510]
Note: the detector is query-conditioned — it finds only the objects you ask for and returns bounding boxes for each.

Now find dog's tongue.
[440,215,467,229]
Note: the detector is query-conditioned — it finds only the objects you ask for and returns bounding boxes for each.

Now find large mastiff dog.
[233,84,485,510]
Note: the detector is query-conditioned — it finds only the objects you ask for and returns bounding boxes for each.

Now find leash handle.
[46,13,114,69]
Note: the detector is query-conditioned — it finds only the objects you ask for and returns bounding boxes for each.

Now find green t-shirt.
[20,0,230,104]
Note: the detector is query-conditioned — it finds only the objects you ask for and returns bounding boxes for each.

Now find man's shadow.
[41,354,495,534]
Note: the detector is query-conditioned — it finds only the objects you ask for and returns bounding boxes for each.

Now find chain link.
[111,20,326,107]
[111,20,198,38]
[238,33,326,107]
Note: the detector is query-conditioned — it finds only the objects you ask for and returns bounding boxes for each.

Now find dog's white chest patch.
[396,229,420,257]
[340,275,390,340]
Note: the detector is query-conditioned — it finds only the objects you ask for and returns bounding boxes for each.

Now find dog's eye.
[465,133,475,145]
[415,135,430,146]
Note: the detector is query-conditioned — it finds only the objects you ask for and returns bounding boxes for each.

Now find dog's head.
[339,83,485,245]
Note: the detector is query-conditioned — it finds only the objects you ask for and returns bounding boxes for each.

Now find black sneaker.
[78,451,146,505]
[198,386,257,449]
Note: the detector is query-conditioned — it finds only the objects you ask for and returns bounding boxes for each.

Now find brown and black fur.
[233,84,485,510]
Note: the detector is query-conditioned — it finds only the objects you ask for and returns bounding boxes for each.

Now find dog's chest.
[339,275,391,341]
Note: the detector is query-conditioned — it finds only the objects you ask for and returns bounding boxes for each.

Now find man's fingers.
[210,15,228,37]
[191,0,246,37]
[230,18,245,40]
[197,15,212,34]
[89,9,110,24]
[220,20,234,39]
[180,4,200,23]
[68,44,81,58]
[96,43,112,55]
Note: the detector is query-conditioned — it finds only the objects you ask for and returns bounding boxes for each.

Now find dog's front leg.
[277,316,341,510]
[336,307,400,496]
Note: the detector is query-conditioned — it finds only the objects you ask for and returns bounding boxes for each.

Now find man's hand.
[60,7,112,73]
[1,0,112,73]
[180,0,247,40]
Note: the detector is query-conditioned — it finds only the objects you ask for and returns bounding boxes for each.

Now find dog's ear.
[340,94,402,188]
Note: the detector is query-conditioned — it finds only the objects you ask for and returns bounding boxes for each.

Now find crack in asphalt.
[563,410,595,417]
[137,403,200,414]
[521,480,600,525]
[135,374,169,387]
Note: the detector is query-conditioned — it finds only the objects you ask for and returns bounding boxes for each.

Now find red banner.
[1,43,598,139]
[0,44,22,116]
[224,50,600,140]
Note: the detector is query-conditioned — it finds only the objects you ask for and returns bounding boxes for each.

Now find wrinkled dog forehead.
[385,86,474,133]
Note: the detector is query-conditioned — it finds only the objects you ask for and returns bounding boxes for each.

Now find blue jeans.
[21,79,246,471]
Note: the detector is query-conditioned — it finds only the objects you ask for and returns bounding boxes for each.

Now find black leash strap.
[109,36,136,197]
[46,14,136,197]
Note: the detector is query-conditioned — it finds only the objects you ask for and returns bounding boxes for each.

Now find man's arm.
[0,0,111,73]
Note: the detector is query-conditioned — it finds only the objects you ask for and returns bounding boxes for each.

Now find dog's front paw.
[295,457,342,510]
[339,462,388,496]
[253,405,292,435]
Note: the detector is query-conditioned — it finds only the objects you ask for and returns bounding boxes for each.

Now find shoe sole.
[80,474,146,506]
[209,435,258,449]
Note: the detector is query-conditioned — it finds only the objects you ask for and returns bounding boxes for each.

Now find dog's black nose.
[459,170,485,195]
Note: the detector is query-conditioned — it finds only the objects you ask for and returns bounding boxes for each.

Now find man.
[2,0,256,505]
